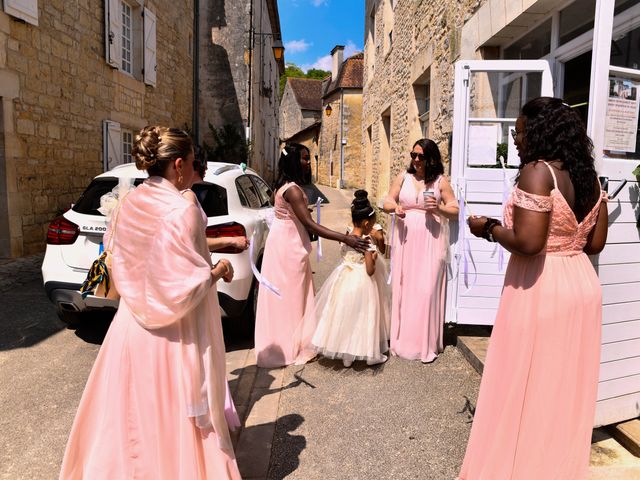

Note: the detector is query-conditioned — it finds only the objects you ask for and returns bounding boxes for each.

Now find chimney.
[331,45,345,81]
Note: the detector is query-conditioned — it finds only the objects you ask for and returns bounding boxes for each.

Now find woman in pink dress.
[254,143,369,368]
[460,97,609,479]
[60,127,241,479]
[383,139,459,362]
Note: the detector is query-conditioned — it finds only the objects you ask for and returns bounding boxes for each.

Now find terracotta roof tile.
[288,78,323,111]
[323,52,364,97]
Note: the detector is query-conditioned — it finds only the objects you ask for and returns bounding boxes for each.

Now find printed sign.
[604,77,640,153]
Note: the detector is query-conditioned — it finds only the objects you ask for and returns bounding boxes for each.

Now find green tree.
[306,68,330,80]
[202,123,248,165]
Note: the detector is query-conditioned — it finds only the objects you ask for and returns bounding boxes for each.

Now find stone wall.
[362,0,487,204]
[317,89,364,189]
[0,0,194,256]
[279,83,302,140]
[202,0,281,184]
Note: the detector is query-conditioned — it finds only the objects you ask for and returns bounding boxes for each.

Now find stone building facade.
[0,0,194,257]
[279,77,322,141]
[317,47,364,189]
[199,0,284,184]
[362,0,482,204]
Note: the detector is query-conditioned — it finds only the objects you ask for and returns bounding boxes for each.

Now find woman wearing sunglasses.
[382,138,459,362]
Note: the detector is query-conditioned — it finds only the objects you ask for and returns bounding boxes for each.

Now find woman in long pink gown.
[461,98,609,479]
[383,139,459,362]
[254,143,369,368]
[60,127,241,479]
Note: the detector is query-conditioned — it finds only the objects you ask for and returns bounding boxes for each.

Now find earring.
[178,173,183,186]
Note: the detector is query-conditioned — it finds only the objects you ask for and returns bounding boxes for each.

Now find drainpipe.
[192,0,200,143]
[247,0,253,151]
[339,88,345,189]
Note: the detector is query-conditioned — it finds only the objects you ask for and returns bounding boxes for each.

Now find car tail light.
[206,222,247,254]
[47,216,80,245]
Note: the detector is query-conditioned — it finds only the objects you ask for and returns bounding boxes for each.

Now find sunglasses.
[510,129,520,141]
[410,152,426,161]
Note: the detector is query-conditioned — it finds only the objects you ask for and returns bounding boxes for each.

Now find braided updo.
[132,126,193,177]
[351,189,375,223]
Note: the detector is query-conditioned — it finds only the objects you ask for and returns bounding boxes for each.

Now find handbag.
[79,197,126,301]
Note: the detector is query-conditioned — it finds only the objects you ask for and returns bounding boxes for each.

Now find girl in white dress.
[312,190,391,367]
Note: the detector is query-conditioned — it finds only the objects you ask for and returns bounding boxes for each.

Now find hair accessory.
[281,147,288,156]
[562,102,570,107]
[368,210,375,217]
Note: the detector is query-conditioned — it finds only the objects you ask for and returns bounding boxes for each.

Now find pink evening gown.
[254,182,317,368]
[59,177,240,480]
[390,174,448,362]
[459,162,604,479]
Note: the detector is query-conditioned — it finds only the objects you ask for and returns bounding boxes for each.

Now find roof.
[283,121,321,142]
[322,52,364,98]
[288,78,323,111]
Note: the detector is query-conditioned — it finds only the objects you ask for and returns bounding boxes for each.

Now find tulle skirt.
[312,258,390,364]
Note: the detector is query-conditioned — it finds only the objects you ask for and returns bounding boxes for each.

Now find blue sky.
[278,0,364,72]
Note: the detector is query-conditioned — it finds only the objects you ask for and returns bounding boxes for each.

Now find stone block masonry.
[0,1,194,256]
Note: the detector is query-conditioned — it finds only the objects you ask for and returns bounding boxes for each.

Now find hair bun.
[133,126,165,171]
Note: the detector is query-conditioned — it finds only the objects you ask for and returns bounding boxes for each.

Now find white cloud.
[284,39,312,54]
[299,40,362,73]
[311,0,329,6]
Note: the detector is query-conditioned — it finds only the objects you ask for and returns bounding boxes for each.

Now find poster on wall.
[604,77,640,153]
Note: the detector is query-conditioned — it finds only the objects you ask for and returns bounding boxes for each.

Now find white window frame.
[3,0,38,26]
[121,0,133,74]
[122,129,133,164]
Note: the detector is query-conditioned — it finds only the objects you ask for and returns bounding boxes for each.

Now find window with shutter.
[103,120,122,171]
[143,7,157,87]
[3,0,38,26]
[104,0,122,68]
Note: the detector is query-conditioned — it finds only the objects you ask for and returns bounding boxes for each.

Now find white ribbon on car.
[250,229,282,298]
[315,197,323,261]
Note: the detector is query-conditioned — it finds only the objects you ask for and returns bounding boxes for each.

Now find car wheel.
[56,307,83,328]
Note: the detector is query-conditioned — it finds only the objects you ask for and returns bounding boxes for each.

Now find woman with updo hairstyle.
[383,138,459,363]
[254,142,370,368]
[460,97,608,479]
[311,190,390,367]
[60,126,241,479]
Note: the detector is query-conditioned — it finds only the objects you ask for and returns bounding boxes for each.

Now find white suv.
[42,162,273,333]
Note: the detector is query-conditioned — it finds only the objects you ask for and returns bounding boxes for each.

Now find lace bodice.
[340,234,375,266]
[503,162,603,256]
[274,182,308,220]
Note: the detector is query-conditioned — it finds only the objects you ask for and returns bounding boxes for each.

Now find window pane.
[503,19,552,60]
[610,21,640,70]
[469,71,543,118]
[235,176,262,209]
[559,0,596,46]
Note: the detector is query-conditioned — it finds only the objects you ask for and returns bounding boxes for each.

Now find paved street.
[1,186,640,479]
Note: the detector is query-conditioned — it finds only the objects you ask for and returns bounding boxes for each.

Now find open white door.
[447,60,554,325]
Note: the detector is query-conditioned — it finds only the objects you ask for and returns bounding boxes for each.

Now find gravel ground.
[269,349,480,480]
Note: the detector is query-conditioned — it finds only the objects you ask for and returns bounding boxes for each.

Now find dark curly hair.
[274,142,311,191]
[351,189,375,224]
[407,138,444,184]
[518,97,598,222]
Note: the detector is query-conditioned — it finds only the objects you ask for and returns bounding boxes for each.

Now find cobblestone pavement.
[0,253,44,293]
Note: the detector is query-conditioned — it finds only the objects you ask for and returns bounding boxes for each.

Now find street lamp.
[325,104,332,116]
[272,38,284,61]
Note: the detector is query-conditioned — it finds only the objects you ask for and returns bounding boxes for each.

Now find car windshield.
[73,177,228,217]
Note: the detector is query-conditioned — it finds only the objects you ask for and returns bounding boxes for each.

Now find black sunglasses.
[410,152,426,161]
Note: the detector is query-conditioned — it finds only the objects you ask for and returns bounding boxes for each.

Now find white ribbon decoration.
[458,185,477,291]
[250,230,282,298]
[386,213,396,285]
[315,197,323,261]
